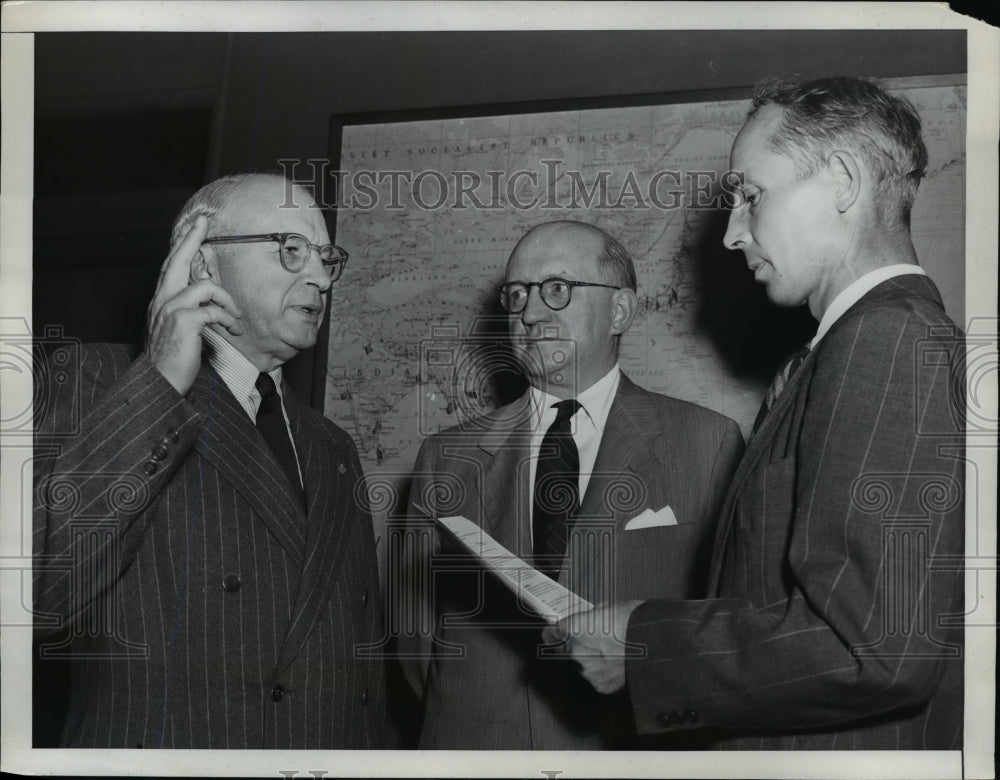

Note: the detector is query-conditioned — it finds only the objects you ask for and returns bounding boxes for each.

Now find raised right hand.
[145,215,243,395]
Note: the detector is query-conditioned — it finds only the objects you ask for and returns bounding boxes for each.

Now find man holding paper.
[550,77,966,750]
[396,220,744,749]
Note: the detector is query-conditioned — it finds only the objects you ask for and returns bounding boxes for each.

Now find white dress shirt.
[526,364,621,530]
[202,328,303,486]
[812,264,927,348]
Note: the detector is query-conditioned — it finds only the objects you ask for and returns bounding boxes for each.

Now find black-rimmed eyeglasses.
[497,277,621,313]
[202,233,349,281]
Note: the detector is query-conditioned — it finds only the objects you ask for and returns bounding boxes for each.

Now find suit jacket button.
[166,428,180,443]
[361,688,369,706]
[142,461,158,476]
[271,684,285,702]
[656,711,672,727]
[151,443,169,461]
[668,710,686,726]
[222,573,242,592]
[684,709,699,724]
[362,589,369,606]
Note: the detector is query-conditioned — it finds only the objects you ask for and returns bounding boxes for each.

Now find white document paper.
[436,515,594,624]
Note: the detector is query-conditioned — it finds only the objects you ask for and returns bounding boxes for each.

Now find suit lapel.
[571,376,667,593]
[273,389,355,677]
[580,376,668,521]
[188,365,307,566]
[477,395,534,557]
[706,347,815,588]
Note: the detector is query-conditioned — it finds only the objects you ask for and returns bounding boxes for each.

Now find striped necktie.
[751,346,810,437]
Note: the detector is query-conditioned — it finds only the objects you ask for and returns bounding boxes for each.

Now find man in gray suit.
[396,220,744,749]
[34,173,385,748]
[554,77,965,749]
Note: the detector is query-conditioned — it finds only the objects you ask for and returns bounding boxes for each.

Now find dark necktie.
[532,399,581,579]
[255,373,305,506]
[751,345,810,437]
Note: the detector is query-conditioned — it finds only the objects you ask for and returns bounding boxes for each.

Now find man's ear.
[189,248,215,284]
[609,288,638,336]
[827,149,862,213]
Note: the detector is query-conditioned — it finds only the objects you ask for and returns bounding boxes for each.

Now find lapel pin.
[338,463,347,475]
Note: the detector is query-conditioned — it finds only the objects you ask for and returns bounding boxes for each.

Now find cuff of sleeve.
[626,599,704,735]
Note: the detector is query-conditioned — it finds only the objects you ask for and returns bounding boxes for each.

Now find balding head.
[508,221,637,292]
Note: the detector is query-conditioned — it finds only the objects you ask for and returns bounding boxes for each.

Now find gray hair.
[748,76,927,230]
[595,228,637,292]
[169,172,311,245]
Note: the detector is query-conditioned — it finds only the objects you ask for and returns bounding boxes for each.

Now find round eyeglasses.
[497,277,621,313]
[202,233,349,281]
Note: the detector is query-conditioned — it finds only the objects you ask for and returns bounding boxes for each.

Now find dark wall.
[215,30,967,173]
[34,33,227,354]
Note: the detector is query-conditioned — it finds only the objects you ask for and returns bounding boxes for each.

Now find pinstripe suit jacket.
[396,374,744,749]
[33,344,385,749]
[626,274,965,749]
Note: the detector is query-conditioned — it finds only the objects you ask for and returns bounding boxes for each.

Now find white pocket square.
[623,505,678,530]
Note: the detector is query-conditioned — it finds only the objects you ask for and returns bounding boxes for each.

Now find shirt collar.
[812,265,926,348]
[528,363,620,432]
[202,328,283,417]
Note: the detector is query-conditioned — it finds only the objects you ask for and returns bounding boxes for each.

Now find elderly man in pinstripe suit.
[551,76,965,749]
[34,173,385,748]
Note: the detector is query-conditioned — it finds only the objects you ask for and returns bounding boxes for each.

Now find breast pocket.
[562,520,703,604]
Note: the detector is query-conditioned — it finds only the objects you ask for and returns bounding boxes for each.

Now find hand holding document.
[435,515,593,624]
[540,600,644,694]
